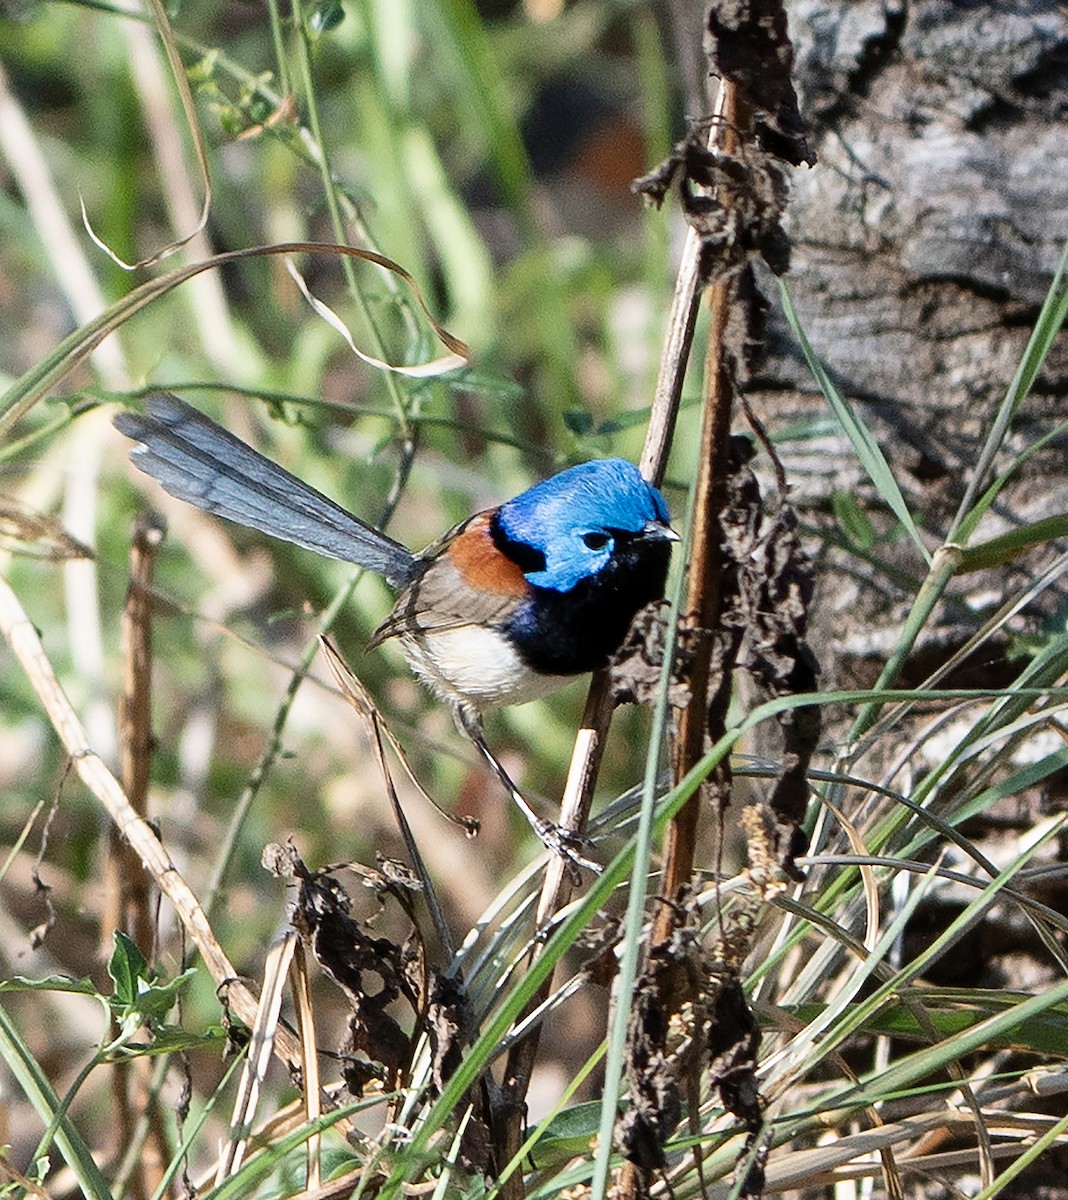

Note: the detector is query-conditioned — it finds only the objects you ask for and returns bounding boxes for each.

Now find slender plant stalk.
[492,100,715,1200]
[106,513,169,1200]
[614,80,750,1200]
[291,0,414,439]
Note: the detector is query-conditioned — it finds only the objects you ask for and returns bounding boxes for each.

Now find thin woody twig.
[105,510,168,1200]
[640,221,711,487]
[289,939,322,1194]
[105,511,165,960]
[494,104,720,1191]
[318,635,455,963]
[0,574,313,1078]
[536,85,732,935]
[614,84,749,1200]
[656,93,746,923]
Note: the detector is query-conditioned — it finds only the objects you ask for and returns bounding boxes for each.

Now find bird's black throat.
[503,537,672,676]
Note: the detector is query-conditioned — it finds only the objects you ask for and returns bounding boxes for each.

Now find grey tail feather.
[114,392,418,590]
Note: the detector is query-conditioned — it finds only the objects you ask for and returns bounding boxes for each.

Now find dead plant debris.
[633,130,792,280]
[609,600,694,709]
[704,0,815,169]
[617,898,766,1192]
[719,436,821,880]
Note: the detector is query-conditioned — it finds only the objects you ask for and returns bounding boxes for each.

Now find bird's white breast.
[399,625,568,715]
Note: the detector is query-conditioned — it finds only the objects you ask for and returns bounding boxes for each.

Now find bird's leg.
[456,708,600,875]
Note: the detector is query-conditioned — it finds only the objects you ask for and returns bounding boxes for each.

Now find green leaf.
[563,407,594,436]
[105,934,192,1028]
[107,931,148,1007]
[0,974,98,996]
[203,1104,377,1200]
[835,975,1068,1111]
[786,995,1068,1056]
[445,367,525,404]
[537,1100,603,1158]
[956,513,1068,573]
[421,0,534,226]
[308,0,345,35]
[115,1019,226,1057]
[128,969,197,1026]
[831,490,877,551]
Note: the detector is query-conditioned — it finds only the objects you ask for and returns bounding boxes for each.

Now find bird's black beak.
[642,520,680,542]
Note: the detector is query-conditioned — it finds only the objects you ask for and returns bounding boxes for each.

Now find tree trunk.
[751,0,1068,680]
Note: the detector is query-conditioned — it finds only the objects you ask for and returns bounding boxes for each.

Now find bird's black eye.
[582,531,610,551]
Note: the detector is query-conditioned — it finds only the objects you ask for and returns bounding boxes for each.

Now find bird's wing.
[115,393,418,589]
[368,552,521,648]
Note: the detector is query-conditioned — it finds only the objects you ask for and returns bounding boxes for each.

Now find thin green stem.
[205,439,416,917]
[291,0,413,439]
[0,1002,112,1200]
[847,544,962,742]
[264,0,293,99]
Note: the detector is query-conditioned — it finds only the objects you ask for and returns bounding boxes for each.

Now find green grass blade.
[0,1001,114,1200]
[786,994,1068,1055]
[957,513,1068,572]
[834,973,1068,1111]
[148,1052,248,1200]
[951,240,1068,541]
[777,277,930,564]
[849,544,961,740]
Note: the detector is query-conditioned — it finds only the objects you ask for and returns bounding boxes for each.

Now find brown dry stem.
[614,81,751,1200]
[103,511,169,1200]
[491,139,714,1200]
[0,573,310,1077]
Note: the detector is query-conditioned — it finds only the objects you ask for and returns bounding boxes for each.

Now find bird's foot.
[533,820,601,876]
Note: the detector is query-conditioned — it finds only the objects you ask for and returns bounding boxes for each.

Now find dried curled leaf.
[707,977,761,1126]
[290,854,419,1094]
[704,0,815,168]
[633,130,792,280]
[617,910,704,1171]
[427,974,468,1092]
[457,1114,493,1175]
[577,915,623,989]
[618,907,769,1192]
[711,434,820,880]
[708,977,766,1198]
[609,600,693,709]
[616,1045,681,1173]
[374,854,424,893]
[286,259,467,378]
[740,500,820,879]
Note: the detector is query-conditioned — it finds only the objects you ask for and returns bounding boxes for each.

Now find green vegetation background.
[3,2,1068,1197]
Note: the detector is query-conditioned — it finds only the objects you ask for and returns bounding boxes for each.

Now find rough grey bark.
[748,0,1068,678]
[740,0,1068,1058]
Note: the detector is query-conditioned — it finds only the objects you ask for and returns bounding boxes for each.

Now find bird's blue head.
[493,459,674,592]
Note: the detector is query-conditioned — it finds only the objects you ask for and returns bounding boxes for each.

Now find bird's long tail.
[114,392,418,589]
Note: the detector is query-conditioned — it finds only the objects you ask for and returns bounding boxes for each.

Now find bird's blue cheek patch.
[523,538,611,593]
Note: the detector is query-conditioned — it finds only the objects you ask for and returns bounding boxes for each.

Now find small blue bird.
[115,393,676,863]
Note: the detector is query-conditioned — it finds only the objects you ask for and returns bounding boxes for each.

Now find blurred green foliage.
[4,5,1068,1197]
[0,0,688,992]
